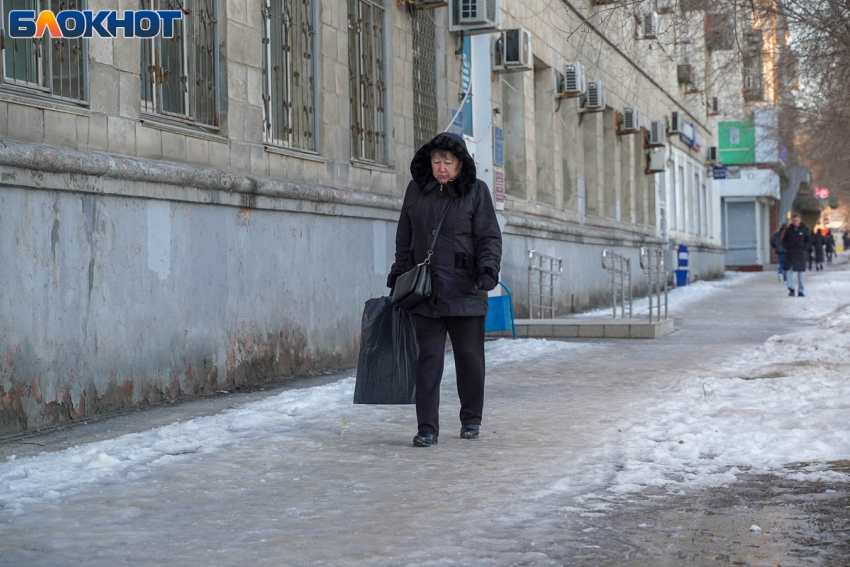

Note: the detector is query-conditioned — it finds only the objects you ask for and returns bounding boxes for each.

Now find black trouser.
[413,315,485,436]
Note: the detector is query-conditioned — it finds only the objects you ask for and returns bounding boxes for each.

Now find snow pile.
[554,270,850,500]
[575,271,758,319]
[0,338,586,518]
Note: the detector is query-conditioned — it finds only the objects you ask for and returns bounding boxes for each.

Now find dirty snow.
[0,338,587,519]
[575,270,758,318]
[547,268,850,501]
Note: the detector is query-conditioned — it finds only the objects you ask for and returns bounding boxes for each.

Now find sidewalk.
[2,260,850,566]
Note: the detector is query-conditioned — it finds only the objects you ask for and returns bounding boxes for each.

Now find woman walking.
[387,133,502,447]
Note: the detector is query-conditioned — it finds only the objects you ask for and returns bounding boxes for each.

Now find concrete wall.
[0,144,398,437]
[0,0,729,434]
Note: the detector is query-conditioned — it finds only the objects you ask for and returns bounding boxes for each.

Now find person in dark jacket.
[781,214,811,297]
[770,224,787,280]
[843,232,850,253]
[812,228,826,271]
[825,230,835,265]
[387,132,502,447]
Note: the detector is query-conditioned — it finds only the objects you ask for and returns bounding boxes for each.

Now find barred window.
[140,0,219,127]
[0,0,87,103]
[348,0,386,164]
[411,9,436,150]
[262,0,316,151]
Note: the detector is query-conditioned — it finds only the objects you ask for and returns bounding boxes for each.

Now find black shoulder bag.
[391,198,454,311]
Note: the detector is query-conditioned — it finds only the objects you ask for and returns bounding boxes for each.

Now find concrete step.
[487,317,675,339]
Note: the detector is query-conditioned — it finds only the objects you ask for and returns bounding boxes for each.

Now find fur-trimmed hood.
[410,132,477,196]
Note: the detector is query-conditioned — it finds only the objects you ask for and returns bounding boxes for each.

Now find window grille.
[348,0,386,163]
[411,9,436,151]
[0,0,87,103]
[140,0,219,127]
[262,0,316,150]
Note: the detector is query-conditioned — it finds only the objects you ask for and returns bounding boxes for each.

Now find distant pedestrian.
[781,214,811,297]
[812,228,826,271]
[843,232,850,252]
[825,230,835,266]
[387,132,502,448]
[770,224,787,281]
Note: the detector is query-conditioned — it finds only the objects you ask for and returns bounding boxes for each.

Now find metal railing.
[640,247,669,323]
[528,250,564,319]
[601,250,632,319]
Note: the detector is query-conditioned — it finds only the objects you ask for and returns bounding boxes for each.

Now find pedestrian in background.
[782,214,811,297]
[388,132,502,448]
[843,232,850,253]
[825,230,835,266]
[812,228,826,271]
[770,224,787,282]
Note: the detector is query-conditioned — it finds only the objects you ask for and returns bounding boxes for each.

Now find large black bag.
[354,296,418,404]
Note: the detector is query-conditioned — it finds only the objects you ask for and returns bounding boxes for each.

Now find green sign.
[718,121,755,165]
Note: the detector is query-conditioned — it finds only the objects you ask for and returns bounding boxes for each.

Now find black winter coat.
[388,133,502,318]
[826,234,835,254]
[770,230,786,254]
[812,231,826,263]
[781,223,811,271]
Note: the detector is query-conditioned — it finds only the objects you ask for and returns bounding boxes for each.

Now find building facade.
[0,0,725,435]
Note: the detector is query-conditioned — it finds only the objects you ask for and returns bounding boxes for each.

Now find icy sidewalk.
[574,269,759,319]
[545,264,850,504]
[0,338,587,519]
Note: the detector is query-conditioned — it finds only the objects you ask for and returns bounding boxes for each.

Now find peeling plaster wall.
[0,173,394,436]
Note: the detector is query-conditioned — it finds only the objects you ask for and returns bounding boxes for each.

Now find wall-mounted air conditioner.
[669,111,684,135]
[677,64,694,85]
[649,120,666,147]
[449,0,500,34]
[685,72,701,93]
[561,62,587,97]
[708,146,720,164]
[621,105,641,133]
[708,97,720,115]
[656,0,676,14]
[493,28,532,73]
[647,149,665,174]
[641,12,660,39]
[582,80,606,112]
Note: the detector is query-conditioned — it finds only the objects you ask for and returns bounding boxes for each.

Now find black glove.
[387,273,398,289]
[476,274,497,292]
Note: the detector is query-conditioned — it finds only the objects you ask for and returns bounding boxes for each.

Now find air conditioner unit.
[449,0,500,34]
[669,111,683,135]
[493,28,532,72]
[641,12,660,39]
[707,146,720,164]
[647,148,665,174]
[656,0,676,14]
[685,72,701,93]
[708,96,720,115]
[677,64,694,85]
[622,105,641,133]
[562,62,587,97]
[649,120,666,147]
[583,80,605,112]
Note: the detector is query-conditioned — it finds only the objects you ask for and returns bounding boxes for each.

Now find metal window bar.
[0,0,87,102]
[348,0,386,163]
[640,247,669,324]
[262,0,316,150]
[411,8,437,150]
[528,250,563,319]
[140,0,218,127]
[601,249,633,319]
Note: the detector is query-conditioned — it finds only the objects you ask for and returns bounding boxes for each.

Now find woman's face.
[431,152,461,184]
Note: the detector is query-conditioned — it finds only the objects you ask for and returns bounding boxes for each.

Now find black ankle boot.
[460,424,480,439]
[413,433,438,447]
